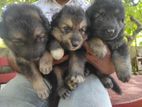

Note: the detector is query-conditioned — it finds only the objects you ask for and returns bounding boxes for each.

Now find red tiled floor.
[109,74,142,107]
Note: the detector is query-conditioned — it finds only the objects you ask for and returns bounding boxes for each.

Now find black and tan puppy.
[0,4,52,99]
[86,0,132,83]
[50,5,88,97]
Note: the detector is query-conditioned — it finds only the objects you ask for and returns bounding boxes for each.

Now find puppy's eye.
[93,13,101,19]
[62,26,72,34]
[79,27,86,34]
[93,11,105,19]
[36,34,47,42]
[13,40,25,46]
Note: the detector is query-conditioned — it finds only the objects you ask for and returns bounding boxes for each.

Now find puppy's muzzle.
[106,29,115,36]
[70,36,84,51]
[101,26,119,40]
[104,28,116,37]
[72,40,81,48]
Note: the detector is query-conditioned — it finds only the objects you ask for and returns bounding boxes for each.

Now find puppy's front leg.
[39,51,53,74]
[88,37,108,59]
[54,66,71,98]
[16,59,51,100]
[50,40,64,60]
[112,42,132,82]
[66,51,86,90]
[31,62,51,100]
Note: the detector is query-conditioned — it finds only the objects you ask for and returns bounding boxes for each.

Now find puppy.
[0,4,52,99]
[86,0,132,83]
[50,5,88,97]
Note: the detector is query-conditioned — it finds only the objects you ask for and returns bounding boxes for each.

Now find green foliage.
[124,0,142,36]
[0,0,36,14]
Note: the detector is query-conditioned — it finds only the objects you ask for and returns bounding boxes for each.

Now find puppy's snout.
[105,28,115,36]
[107,29,115,34]
[72,40,80,47]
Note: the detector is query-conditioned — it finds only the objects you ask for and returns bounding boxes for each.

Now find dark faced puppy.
[86,0,132,83]
[50,5,88,97]
[87,0,125,41]
[0,4,51,99]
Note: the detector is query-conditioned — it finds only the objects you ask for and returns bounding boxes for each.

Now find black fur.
[86,0,132,87]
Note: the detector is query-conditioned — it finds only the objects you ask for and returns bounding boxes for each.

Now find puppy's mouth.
[70,46,81,51]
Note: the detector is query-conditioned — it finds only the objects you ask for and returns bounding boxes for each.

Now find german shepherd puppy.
[50,5,88,97]
[0,4,52,99]
[86,0,132,83]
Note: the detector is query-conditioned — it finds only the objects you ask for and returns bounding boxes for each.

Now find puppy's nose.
[72,40,80,47]
[106,29,115,36]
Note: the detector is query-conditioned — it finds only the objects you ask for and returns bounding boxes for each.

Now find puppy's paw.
[88,38,107,59]
[93,45,107,59]
[112,53,132,82]
[116,69,131,82]
[101,77,113,89]
[51,48,64,60]
[66,73,85,90]
[39,59,53,74]
[58,87,71,99]
[115,61,131,82]
[32,79,51,100]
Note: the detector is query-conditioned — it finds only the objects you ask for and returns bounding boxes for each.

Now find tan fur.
[39,51,53,74]
[30,62,51,99]
[59,18,73,28]
[88,37,108,58]
[52,27,62,42]
[51,48,64,60]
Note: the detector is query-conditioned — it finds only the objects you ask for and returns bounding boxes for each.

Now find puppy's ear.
[85,9,92,36]
[85,13,90,27]
[0,21,6,39]
[86,6,93,20]
[38,11,51,32]
[51,13,60,27]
